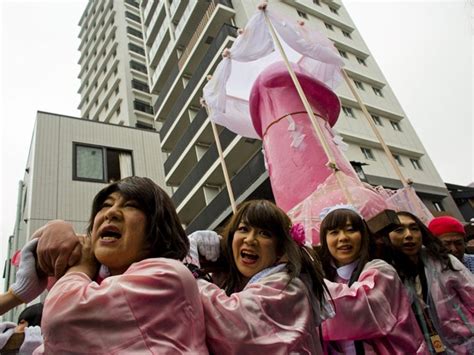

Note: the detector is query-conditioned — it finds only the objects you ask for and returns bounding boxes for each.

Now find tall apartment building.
[78,0,156,129]
[136,0,462,233]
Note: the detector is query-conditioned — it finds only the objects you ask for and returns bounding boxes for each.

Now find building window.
[132,79,150,93]
[354,80,364,90]
[410,158,422,170]
[116,105,121,116]
[313,0,320,5]
[125,0,140,8]
[338,49,348,58]
[325,23,334,31]
[393,154,404,166]
[342,30,351,39]
[115,86,119,95]
[130,60,147,74]
[372,87,384,97]
[136,121,154,130]
[74,143,134,183]
[361,147,375,161]
[357,57,367,66]
[390,121,402,131]
[296,10,308,19]
[342,106,355,118]
[127,26,143,39]
[128,43,145,56]
[125,11,141,23]
[371,115,382,126]
[133,99,154,114]
[433,201,444,212]
[329,7,338,15]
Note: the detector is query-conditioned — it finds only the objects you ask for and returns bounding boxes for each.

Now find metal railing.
[159,23,237,141]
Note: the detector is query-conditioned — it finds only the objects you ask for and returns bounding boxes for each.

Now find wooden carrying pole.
[341,69,409,188]
[263,10,354,205]
[203,103,237,214]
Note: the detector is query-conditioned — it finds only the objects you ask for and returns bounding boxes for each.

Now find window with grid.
[342,106,355,118]
[372,87,384,97]
[357,57,367,66]
[392,154,404,166]
[338,49,348,58]
[371,115,383,126]
[73,143,134,183]
[297,10,308,19]
[361,147,375,161]
[410,158,422,170]
[354,80,364,90]
[390,121,402,131]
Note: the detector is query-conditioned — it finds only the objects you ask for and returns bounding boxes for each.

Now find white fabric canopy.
[202,6,344,139]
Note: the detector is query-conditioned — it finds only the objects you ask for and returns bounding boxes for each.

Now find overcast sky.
[0,0,472,292]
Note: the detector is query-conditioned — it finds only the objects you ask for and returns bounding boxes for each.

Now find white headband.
[319,204,361,222]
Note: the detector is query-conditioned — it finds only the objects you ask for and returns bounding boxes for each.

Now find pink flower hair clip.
[290,223,305,247]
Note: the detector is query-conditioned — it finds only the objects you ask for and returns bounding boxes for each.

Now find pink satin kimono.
[198,267,327,354]
[323,259,428,354]
[415,252,474,354]
[36,258,208,354]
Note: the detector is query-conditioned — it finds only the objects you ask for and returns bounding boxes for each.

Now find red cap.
[428,216,465,237]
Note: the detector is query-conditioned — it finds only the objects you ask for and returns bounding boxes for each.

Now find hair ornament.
[290,223,306,247]
[319,204,361,222]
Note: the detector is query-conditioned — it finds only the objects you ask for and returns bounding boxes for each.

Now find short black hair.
[18,303,43,327]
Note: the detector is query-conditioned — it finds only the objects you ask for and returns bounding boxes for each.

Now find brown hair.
[221,200,328,306]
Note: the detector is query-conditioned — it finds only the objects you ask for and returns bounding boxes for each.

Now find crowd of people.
[0,176,473,354]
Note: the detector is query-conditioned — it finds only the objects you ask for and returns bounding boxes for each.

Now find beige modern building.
[3,111,167,320]
[138,0,462,232]
[78,0,156,129]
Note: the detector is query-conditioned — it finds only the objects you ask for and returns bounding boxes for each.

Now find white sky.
[0,0,472,293]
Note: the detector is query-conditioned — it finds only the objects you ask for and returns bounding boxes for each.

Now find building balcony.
[159,23,238,149]
[150,1,235,111]
[185,150,268,233]
[148,18,170,66]
[172,128,261,221]
[145,1,165,45]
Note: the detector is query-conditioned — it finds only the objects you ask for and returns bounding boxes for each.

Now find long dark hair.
[221,200,328,305]
[394,211,457,276]
[87,176,189,260]
[319,209,371,285]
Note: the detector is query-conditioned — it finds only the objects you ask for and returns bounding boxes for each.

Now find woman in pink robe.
[36,177,208,354]
[190,200,333,354]
[318,206,428,354]
[388,211,474,354]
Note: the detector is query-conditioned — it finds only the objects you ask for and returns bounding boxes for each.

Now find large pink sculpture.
[249,62,389,244]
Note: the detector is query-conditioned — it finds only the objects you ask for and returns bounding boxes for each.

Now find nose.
[338,230,349,241]
[243,230,257,245]
[403,227,413,240]
[104,203,122,221]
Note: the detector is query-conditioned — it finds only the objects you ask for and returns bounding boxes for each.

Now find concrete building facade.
[3,111,167,320]
[135,0,462,232]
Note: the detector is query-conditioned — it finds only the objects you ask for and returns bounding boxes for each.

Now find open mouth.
[338,245,353,251]
[241,250,259,263]
[403,242,416,249]
[99,225,122,241]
